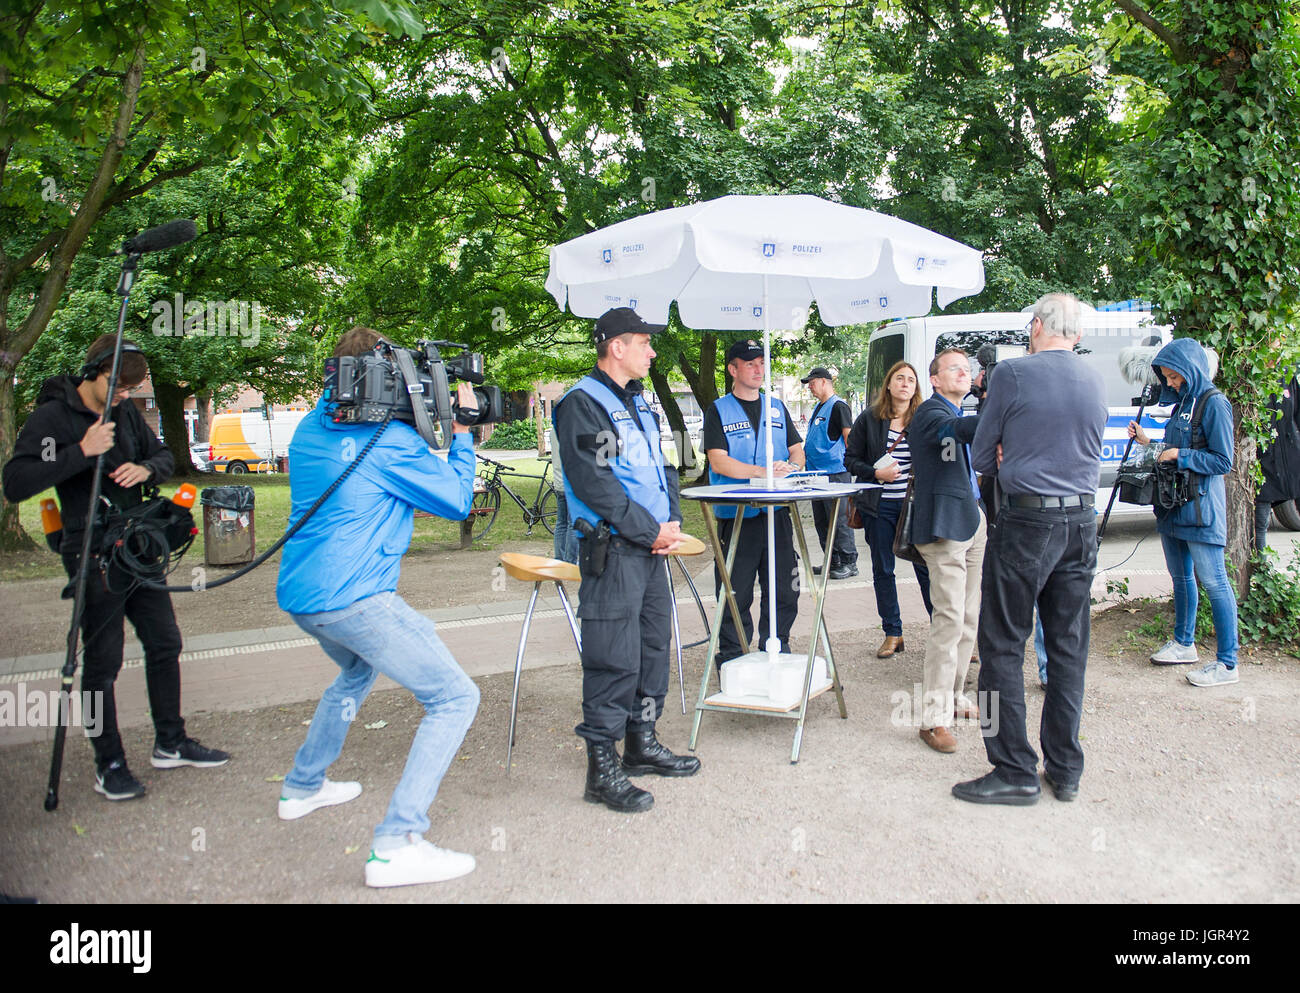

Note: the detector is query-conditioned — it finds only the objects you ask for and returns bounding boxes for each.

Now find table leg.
[690,502,747,751]
[665,559,686,715]
[789,500,845,762]
[554,581,582,653]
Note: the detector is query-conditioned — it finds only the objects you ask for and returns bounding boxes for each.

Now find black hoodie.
[2,375,174,548]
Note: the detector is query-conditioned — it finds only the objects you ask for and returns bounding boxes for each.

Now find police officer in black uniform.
[553,308,701,813]
[703,340,805,665]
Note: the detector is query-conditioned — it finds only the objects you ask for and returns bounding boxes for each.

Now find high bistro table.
[680,480,870,763]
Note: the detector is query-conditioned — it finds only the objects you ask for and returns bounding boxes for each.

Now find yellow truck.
[206,410,307,474]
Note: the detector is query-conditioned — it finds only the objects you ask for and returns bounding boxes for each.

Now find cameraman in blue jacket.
[1127,338,1239,686]
[276,326,481,888]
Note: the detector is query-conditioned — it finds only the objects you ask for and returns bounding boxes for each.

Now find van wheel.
[227,461,248,475]
[1273,500,1300,532]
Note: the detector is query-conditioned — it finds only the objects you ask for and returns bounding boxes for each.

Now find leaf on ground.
[300,719,312,726]
[73,824,86,836]
[265,774,285,782]
[345,845,359,855]
[364,720,388,729]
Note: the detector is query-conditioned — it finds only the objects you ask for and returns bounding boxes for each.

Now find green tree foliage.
[1120,0,1300,592]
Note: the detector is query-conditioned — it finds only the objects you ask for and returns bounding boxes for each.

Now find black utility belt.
[1002,493,1095,510]
[609,535,651,554]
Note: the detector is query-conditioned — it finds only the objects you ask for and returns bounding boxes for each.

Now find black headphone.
[80,343,145,381]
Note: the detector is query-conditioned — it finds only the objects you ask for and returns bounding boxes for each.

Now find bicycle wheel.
[539,484,558,535]
[469,485,501,542]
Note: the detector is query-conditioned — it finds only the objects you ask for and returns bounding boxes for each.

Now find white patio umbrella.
[545,194,985,660]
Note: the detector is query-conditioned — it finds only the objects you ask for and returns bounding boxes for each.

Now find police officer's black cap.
[726,340,764,363]
[593,307,665,343]
[801,366,834,384]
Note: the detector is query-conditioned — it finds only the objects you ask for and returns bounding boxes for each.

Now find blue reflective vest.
[557,376,670,535]
[804,395,846,474]
[708,392,789,519]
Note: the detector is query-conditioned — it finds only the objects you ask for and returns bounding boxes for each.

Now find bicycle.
[469,454,559,542]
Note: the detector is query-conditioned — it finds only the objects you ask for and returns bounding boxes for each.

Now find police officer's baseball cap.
[593,307,666,343]
[726,340,764,363]
[800,366,834,384]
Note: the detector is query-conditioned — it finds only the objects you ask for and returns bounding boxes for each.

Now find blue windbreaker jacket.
[1150,338,1234,546]
[276,398,476,613]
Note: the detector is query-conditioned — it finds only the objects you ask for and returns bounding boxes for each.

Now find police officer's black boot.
[621,725,702,777]
[584,740,653,812]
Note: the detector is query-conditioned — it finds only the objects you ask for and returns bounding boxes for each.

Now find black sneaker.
[94,761,146,801]
[828,561,858,580]
[151,738,230,769]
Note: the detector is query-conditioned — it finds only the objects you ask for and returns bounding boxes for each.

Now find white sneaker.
[1186,661,1240,687]
[1150,639,1199,665]
[278,778,362,821]
[365,833,476,888]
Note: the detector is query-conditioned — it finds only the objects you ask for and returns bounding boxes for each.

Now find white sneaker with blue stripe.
[1186,661,1239,687]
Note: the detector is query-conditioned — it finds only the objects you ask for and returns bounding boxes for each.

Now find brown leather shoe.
[919,726,957,753]
[877,636,904,658]
[954,698,980,721]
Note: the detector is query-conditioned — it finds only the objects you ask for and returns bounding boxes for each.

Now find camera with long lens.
[323,339,505,448]
[969,343,1027,403]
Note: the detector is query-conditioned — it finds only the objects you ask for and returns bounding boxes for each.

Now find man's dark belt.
[610,535,652,554]
[1002,493,1095,510]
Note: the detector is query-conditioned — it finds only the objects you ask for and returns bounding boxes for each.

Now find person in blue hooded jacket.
[1127,337,1239,686]
[275,326,482,888]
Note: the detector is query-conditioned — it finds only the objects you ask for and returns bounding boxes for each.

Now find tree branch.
[1114,0,1190,63]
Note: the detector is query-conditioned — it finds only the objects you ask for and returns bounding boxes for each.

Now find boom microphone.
[115,219,198,255]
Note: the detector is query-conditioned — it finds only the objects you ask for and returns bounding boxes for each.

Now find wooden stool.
[499,552,582,769]
[664,534,709,714]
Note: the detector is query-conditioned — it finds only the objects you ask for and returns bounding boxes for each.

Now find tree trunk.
[677,333,721,484]
[1225,404,1258,599]
[533,385,546,454]
[0,361,37,551]
[154,380,197,476]
[194,389,212,442]
[648,364,697,473]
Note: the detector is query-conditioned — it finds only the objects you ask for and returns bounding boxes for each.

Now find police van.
[864,306,1172,514]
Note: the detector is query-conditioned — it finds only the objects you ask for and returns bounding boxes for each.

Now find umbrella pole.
[762,275,779,661]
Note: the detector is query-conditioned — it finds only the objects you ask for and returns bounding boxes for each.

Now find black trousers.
[811,470,858,565]
[62,553,186,769]
[714,509,799,664]
[976,505,1096,787]
[574,544,671,743]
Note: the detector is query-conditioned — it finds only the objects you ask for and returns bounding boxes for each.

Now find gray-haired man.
[957,292,1107,805]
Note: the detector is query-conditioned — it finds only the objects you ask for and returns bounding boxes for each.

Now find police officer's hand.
[79,421,115,457]
[452,383,477,435]
[770,460,796,478]
[110,462,151,488]
[651,521,684,555]
[1127,420,1150,445]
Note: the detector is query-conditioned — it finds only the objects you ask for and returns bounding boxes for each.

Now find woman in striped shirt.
[845,361,935,658]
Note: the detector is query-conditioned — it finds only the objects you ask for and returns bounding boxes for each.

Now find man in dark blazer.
[907,349,985,754]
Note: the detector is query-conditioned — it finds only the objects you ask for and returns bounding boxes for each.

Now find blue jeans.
[284,592,480,846]
[1159,534,1239,668]
[864,497,933,636]
[553,489,578,564]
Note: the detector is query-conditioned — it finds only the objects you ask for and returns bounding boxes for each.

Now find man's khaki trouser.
[915,508,987,729]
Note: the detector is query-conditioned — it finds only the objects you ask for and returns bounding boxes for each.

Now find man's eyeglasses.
[939,364,969,376]
[114,383,146,396]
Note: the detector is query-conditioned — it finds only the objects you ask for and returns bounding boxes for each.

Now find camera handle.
[46,253,140,812]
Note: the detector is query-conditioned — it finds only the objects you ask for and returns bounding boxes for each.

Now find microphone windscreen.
[125,219,198,254]
[1118,345,1161,387]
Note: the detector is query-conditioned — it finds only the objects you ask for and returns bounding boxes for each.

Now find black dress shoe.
[952,770,1040,806]
[584,741,653,812]
[622,726,701,777]
[828,561,858,580]
[1042,769,1078,802]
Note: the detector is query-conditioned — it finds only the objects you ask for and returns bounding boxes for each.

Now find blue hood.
[1152,338,1213,404]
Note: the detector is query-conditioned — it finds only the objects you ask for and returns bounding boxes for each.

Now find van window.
[865,332,904,401]
[935,328,1162,408]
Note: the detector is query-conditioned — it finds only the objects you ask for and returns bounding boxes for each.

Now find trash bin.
[201,485,256,566]
[277,454,289,474]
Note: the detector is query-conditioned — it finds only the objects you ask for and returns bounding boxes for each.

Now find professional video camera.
[324,339,505,448]
[969,343,1027,403]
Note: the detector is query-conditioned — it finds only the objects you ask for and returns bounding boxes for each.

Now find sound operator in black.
[553,307,700,814]
[3,335,229,802]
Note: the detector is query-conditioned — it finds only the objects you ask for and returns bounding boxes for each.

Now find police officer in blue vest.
[553,308,700,813]
[801,366,858,579]
[703,340,806,665]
